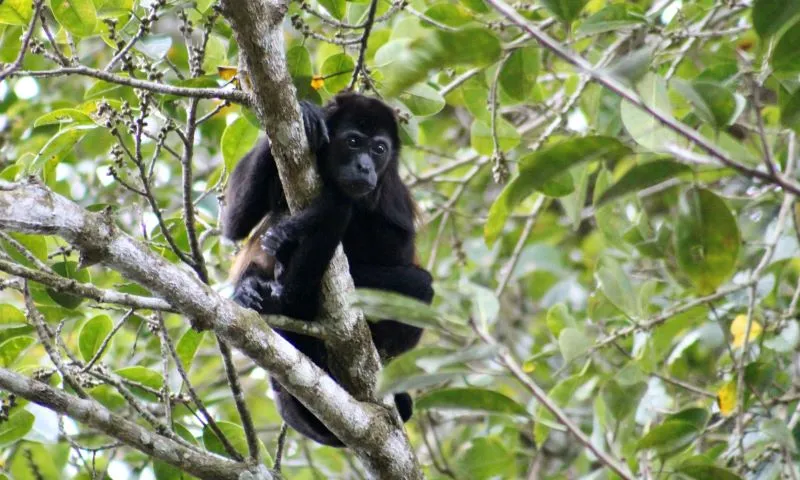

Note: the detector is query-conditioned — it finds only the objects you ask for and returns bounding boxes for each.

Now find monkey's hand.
[262,222,300,265]
[300,100,329,153]
[232,275,273,312]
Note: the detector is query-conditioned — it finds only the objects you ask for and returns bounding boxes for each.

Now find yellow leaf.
[717,381,736,416]
[217,66,238,81]
[731,314,762,348]
[522,359,536,373]
[311,75,325,90]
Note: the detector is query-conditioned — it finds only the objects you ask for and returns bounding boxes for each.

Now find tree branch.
[484,0,800,196]
[0,368,270,480]
[0,180,419,479]
[13,65,248,103]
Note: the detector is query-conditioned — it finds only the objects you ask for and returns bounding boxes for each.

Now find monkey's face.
[326,128,393,199]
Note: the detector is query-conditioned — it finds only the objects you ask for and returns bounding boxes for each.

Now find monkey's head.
[319,92,401,200]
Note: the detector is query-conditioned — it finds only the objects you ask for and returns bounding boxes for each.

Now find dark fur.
[223,93,433,447]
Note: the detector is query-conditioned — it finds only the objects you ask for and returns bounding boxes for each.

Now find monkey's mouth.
[343,179,377,197]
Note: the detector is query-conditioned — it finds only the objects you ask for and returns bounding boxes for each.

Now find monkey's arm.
[222,101,328,240]
[264,190,353,320]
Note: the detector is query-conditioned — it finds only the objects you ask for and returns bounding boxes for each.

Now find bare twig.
[348,0,379,90]
[13,65,248,103]
[0,0,44,82]
[470,319,634,480]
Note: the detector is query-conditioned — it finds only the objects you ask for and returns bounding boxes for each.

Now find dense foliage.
[1,0,800,478]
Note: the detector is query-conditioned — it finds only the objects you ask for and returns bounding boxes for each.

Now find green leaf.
[546,303,576,337]
[772,18,800,73]
[540,0,588,24]
[780,87,800,131]
[0,335,35,367]
[351,289,457,332]
[606,46,653,85]
[674,187,741,294]
[602,380,646,421]
[50,0,97,37]
[203,420,271,464]
[201,35,226,74]
[287,45,312,78]
[459,0,488,13]
[84,76,125,99]
[46,261,91,309]
[1,233,47,267]
[381,28,502,96]
[176,328,204,369]
[621,73,682,152]
[416,388,528,416]
[0,304,27,330]
[318,0,346,20]
[762,418,797,451]
[576,4,646,36]
[0,26,22,62]
[89,384,126,410]
[484,136,630,245]
[753,0,800,38]
[221,117,260,173]
[560,164,591,229]
[470,118,520,156]
[423,3,473,28]
[136,34,172,60]
[415,344,499,372]
[95,0,133,18]
[31,125,94,172]
[78,315,112,362]
[674,80,744,127]
[378,348,473,394]
[398,84,445,117]
[34,108,95,127]
[115,366,163,400]
[387,372,474,395]
[0,0,32,25]
[0,410,34,447]
[460,76,491,122]
[593,166,630,246]
[379,346,445,385]
[676,464,742,480]
[668,407,709,429]
[321,53,355,93]
[764,320,799,352]
[534,375,581,445]
[457,437,516,480]
[558,327,591,362]
[287,45,319,102]
[499,46,539,101]
[8,442,64,478]
[595,256,638,318]
[596,159,691,206]
[637,421,700,457]
[537,172,575,197]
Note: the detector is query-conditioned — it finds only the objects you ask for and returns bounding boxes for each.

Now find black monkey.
[222,93,434,447]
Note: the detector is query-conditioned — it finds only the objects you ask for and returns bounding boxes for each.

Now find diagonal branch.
[484,0,800,196]
[0,368,268,480]
[0,180,419,479]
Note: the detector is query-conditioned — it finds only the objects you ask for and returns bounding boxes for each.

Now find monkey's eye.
[346,136,361,148]
[372,143,387,155]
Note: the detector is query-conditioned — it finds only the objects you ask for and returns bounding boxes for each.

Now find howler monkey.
[222,93,434,447]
